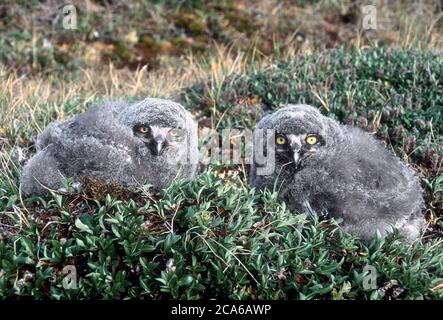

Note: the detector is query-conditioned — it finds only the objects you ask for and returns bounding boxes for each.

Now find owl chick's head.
[118,98,195,157]
[256,104,342,169]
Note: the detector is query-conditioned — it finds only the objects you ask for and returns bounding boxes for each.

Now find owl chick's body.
[250,104,424,242]
[21,98,198,196]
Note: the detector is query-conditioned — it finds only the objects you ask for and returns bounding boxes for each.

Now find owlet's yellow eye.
[276,136,286,145]
[169,129,178,137]
[306,135,318,145]
[138,126,149,133]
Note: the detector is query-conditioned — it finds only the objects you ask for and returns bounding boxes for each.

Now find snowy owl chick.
[250,104,424,242]
[20,98,198,196]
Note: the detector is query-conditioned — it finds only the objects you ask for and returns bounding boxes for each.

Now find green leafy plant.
[1,47,443,300]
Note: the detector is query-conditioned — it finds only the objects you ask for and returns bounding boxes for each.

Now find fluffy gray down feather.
[20,98,199,195]
[250,104,424,242]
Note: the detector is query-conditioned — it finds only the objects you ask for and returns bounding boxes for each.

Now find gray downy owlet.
[250,104,424,243]
[20,98,199,196]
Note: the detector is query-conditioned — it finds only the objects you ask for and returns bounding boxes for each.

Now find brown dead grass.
[0,45,252,139]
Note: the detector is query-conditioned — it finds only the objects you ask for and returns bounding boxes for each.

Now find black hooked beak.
[148,136,166,156]
[290,142,302,167]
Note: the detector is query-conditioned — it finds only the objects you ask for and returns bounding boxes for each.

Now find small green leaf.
[75,218,93,234]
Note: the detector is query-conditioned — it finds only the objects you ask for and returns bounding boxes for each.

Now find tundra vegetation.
[0,0,442,299]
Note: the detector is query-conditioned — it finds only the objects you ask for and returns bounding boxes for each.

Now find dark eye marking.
[275,133,287,146]
[305,134,319,145]
[133,124,151,135]
[138,126,149,134]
